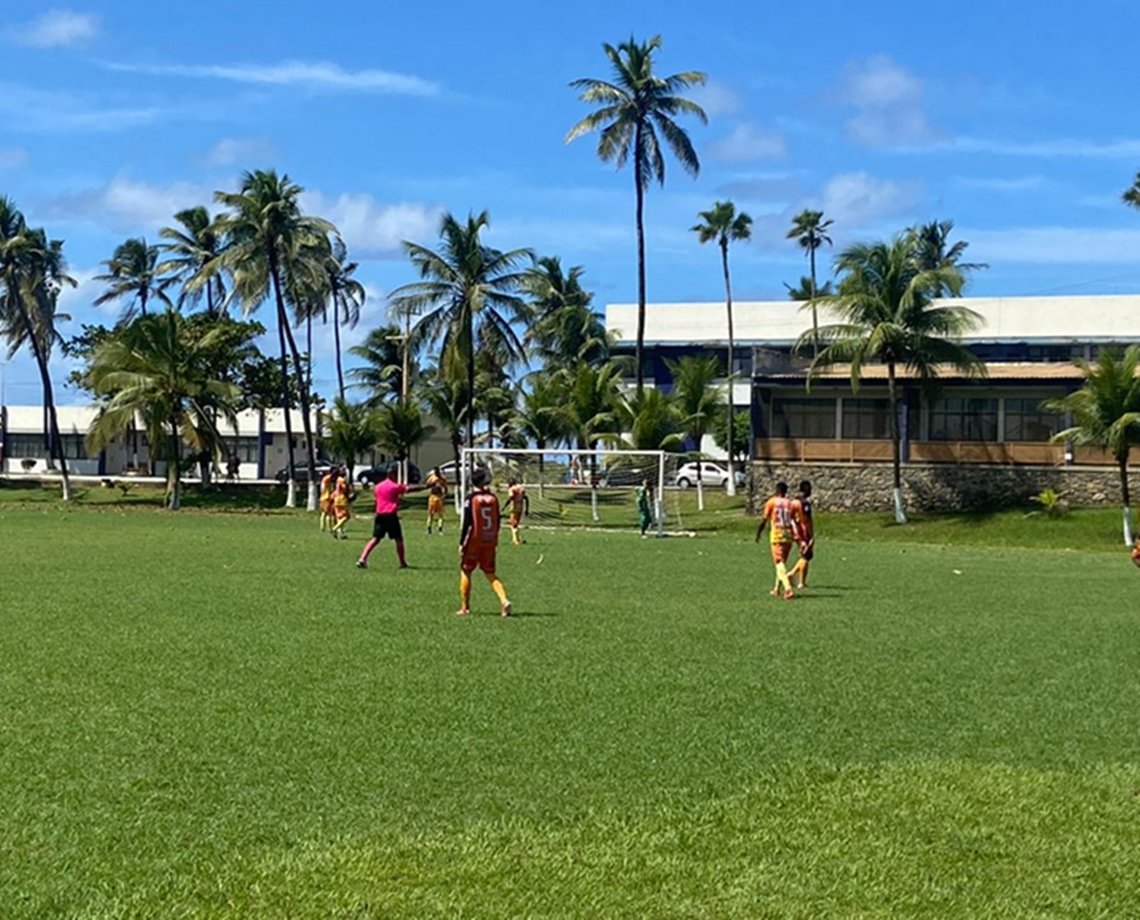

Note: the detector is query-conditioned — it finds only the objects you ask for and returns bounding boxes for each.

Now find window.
[3,433,47,458]
[60,435,88,460]
[1004,398,1061,442]
[230,436,260,463]
[771,397,836,439]
[731,352,753,377]
[928,397,998,442]
[842,398,891,440]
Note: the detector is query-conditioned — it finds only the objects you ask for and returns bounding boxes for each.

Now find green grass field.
[2,491,1140,918]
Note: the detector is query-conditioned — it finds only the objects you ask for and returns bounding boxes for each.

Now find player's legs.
[457,569,473,614]
[358,537,379,566]
[481,554,509,615]
[771,543,793,598]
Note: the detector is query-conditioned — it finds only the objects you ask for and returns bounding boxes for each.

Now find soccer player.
[318,467,337,532]
[425,466,448,534]
[636,478,654,538]
[355,464,428,569]
[789,480,815,589]
[330,474,352,539]
[755,481,801,600]
[505,477,529,546]
[457,465,512,617]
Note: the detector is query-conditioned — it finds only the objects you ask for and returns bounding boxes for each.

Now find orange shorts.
[320,498,334,515]
[334,506,350,522]
[428,495,444,515]
[770,541,792,564]
[461,545,497,574]
[509,512,521,529]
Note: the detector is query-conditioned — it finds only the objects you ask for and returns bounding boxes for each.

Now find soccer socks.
[775,562,792,594]
[459,571,472,608]
[487,575,509,605]
[510,527,520,546]
[359,537,379,564]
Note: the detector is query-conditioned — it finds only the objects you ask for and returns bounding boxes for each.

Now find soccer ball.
[1131,545,1140,568]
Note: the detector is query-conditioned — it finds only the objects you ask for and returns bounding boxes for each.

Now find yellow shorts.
[428,495,444,515]
[770,541,792,565]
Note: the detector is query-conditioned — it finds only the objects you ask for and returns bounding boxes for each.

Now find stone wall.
[747,461,1136,513]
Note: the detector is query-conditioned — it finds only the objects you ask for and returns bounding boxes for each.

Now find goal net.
[459,447,669,536]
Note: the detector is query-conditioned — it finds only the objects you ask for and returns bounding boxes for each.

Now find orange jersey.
[507,484,526,518]
[463,489,501,547]
[791,497,813,541]
[762,496,799,544]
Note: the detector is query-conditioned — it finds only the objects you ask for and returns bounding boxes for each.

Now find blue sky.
[3,1,1140,403]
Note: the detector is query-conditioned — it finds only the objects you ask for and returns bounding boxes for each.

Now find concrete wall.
[748,461,1138,513]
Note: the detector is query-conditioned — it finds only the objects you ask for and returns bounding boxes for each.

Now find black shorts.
[800,543,814,561]
[372,513,403,541]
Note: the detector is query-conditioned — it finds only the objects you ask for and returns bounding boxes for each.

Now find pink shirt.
[373,479,408,515]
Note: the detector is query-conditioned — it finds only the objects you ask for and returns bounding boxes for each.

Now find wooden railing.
[754,439,1115,466]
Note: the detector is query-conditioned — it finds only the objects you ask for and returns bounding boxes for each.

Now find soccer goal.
[459,447,668,536]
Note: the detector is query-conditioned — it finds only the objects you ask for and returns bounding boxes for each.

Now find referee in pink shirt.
[356,463,428,569]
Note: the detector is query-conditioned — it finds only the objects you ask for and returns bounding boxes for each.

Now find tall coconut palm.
[94,237,173,323]
[567,35,707,394]
[348,324,404,407]
[784,276,834,301]
[86,311,239,510]
[378,401,434,474]
[667,354,723,510]
[0,201,76,499]
[323,235,365,401]
[786,209,833,358]
[911,219,987,292]
[417,366,468,481]
[1045,347,1140,545]
[323,396,382,483]
[212,169,334,510]
[390,210,532,454]
[525,256,610,371]
[158,207,228,316]
[691,200,751,495]
[802,234,984,524]
[617,386,684,452]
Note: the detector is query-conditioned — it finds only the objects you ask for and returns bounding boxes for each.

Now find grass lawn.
[2,494,1140,917]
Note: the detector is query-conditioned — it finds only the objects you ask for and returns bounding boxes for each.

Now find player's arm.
[405,482,429,493]
[522,492,530,516]
[459,498,473,549]
[755,500,770,543]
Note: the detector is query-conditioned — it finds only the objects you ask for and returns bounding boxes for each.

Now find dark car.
[275,460,335,484]
[358,462,422,487]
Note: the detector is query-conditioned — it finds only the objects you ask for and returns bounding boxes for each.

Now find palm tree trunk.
[15,296,71,500]
[809,245,819,360]
[333,294,345,401]
[274,294,297,508]
[278,295,319,512]
[1119,453,1134,545]
[168,411,182,511]
[634,127,647,397]
[465,305,475,453]
[140,287,148,319]
[721,239,737,497]
[887,361,906,524]
[696,460,704,512]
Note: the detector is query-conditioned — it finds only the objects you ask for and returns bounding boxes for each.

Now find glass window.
[230,436,260,463]
[60,435,88,459]
[928,397,998,442]
[842,398,891,440]
[4,433,46,458]
[1004,398,1061,442]
[771,397,836,439]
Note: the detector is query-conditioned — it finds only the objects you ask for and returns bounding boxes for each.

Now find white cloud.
[952,174,1045,192]
[706,123,787,162]
[105,60,441,96]
[8,9,98,48]
[300,192,443,257]
[689,80,740,117]
[817,171,924,227]
[204,138,275,167]
[965,226,1140,264]
[0,82,173,132]
[56,267,101,317]
[45,176,211,231]
[908,136,1140,158]
[0,148,28,168]
[839,55,933,146]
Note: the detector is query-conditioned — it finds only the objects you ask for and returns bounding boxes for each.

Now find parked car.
[674,462,746,490]
[357,461,421,486]
[275,460,335,484]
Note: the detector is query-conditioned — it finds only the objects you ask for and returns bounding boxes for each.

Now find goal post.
[459,447,668,536]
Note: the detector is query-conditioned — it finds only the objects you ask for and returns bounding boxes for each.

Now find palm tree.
[212,169,334,510]
[418,367,468,481]
[378,401,434,475]
[667,355,723,510]
[786,209,834,358]
[803,234,984,524]
[691,201,751,495]
[94,237,174,323]
[567,35,707,394]
[617,387,684,452]
[158,207,228,316]
[323,396,382,484]
[0,201,76,499]
[785,276,834,301]
[390,210,532,454]
[561,361,625,482]
[1045,347,1140,545]
[525,256,610,371]
[1123,172,1140,210]
[85,311,239,510]
[512,374,573,495]
[323,236,365,401]
[348,325,404,407]
[911,220,987,291]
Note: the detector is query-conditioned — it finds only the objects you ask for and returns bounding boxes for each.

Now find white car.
[674,462,746,489]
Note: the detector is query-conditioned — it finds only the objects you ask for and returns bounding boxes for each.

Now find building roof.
[2,405,317,435]
[756,361,1085,384]
[605,294,1140,347]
